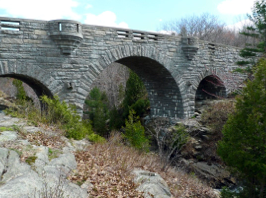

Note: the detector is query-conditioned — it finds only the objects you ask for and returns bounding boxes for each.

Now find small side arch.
[190,68,228,111]
[0,62,63,99]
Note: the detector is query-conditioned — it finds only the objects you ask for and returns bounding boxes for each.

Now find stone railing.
[116,29,161,41]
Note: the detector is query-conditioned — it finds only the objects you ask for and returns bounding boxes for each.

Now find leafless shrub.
[31,172,68,198]
[200,100,235,162]
[160,13,250,47]
[146,118,189,171]
[90,63,130,108]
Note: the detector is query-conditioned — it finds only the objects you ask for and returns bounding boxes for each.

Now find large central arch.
[79,45,184,118]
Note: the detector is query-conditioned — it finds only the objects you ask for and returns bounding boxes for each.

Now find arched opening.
[195,75,226,108]
[117,56,183,118]
[0,74,53,109]
[85,56,183,118]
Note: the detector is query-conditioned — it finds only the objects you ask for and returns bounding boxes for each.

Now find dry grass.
[69,132,218,198]
[200,100,235,163]
[201,99,235,135]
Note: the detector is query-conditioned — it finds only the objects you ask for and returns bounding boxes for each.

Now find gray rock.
[0,131,18,142]
[0,149,42,198]
[49,153,77,172]
[0,148,8,177]
[17,139,31,146]
[0,171,42,198]
[1,150,31,182]
[66,139,90,151]
[34,146,49,174]
[23,126,42,133]
[180,159,234,188]
[0,118,22,127]
[0,147,88,198]
[133,169,172,198]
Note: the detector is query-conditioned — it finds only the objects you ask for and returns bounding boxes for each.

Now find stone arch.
[78,45,185,118]
[190,68,228,111]
[0,61,63,98]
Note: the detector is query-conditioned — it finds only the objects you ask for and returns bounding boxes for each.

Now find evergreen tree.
[85,87,109,136]
[109,107,124,130]
[237,0,266,72]
[124,109,149,151]
[218,58,266,198]
[122,70,149,118]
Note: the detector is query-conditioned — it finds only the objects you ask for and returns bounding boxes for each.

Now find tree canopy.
[237,0,266,69]
[217,58,266,198]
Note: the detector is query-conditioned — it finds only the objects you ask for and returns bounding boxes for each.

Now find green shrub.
[122,70,148,119]
[85,87,109,136]
[40,95,74,125]
[123,109,149,151]
[41,95,104,141]
[25,156,37,166]
[0,127,14,132]
[130,98,150,117]
[12,79,27,101]
[5,94,104,142]
[220,187,238,198]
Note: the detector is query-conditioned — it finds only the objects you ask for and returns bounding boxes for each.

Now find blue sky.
[0,0,255,32]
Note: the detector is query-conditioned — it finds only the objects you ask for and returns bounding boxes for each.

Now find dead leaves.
[70,148,144,198]
[69,136,218,198]
[25,130,65,148]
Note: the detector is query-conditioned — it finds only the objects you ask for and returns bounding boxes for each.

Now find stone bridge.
[0,17,246,119]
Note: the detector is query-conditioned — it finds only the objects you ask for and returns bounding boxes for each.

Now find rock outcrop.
[0,110,173,198]
[0,112,88,198]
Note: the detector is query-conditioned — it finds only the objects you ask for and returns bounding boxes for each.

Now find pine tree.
[85,87,109,136]
[122,70,149,118]
[237,0,266,72]
[218,58,266,198]
[124,109,149,151]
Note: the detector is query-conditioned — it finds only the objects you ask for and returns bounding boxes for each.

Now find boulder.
[180,158,235,188]
[133,169,172,198]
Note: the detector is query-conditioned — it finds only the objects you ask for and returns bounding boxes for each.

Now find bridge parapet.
[115,29,162,42]
[48,19,83,55]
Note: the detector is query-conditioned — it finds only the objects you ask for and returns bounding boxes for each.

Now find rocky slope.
[177,101,236,189]
[0,110,173,198]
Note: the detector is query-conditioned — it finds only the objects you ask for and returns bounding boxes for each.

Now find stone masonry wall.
[0,17,246,118]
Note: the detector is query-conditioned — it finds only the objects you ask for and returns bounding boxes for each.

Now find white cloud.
[157,30,177,35]
[226,18,252,30]
[217,0,255,15]
[0,0,81,20]
[86,4,92,9]
[84,11,128,28]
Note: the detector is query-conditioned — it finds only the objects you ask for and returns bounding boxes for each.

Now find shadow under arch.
[0,74,53,98]
[193,74,227,111]
[114,56,183,118]
[195,75,227,100]
[0,74,54,111]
